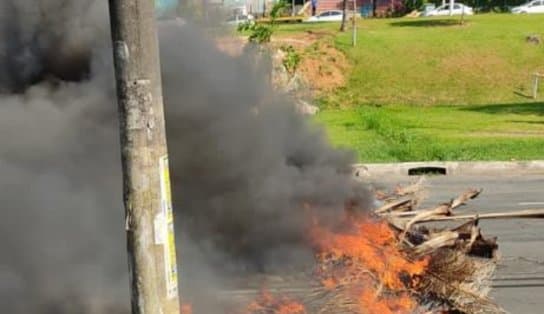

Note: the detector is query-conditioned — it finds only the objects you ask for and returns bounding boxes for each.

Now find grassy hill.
[276,14,544,162]
[331,14,544,107]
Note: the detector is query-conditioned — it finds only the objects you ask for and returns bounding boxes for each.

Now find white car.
[423,3,474,16]
[226,14,255,26]
[511,0,544,13]
[304,10,344,22]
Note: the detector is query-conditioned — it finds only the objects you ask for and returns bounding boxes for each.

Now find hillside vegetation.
[332,14,544,107]
[276,14,544,162]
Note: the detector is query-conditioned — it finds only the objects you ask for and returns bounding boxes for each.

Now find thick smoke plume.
[0,1,370,312]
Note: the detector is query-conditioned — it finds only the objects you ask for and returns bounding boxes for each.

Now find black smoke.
[0,1,370,313]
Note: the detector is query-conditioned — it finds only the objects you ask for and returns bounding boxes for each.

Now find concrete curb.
[353,161,544,177]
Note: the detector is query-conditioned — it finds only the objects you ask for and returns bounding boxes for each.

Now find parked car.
[511,0,544,13]
[304,10,344,22]
[226,14,255,26]
[422,3,474,16]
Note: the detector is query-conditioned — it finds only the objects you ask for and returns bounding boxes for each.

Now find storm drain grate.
[408,166,447,176]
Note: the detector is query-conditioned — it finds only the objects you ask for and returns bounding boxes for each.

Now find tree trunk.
[340,0,348,31]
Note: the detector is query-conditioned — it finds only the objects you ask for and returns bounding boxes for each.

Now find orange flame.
[181,303,193,314]
[357,288,417,314]
[309,214,429,314]
[245,289,307,314]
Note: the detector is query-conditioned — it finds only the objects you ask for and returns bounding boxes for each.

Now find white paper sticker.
[153,213,166,244]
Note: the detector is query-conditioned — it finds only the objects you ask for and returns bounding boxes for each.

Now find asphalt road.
[372,174,544,314]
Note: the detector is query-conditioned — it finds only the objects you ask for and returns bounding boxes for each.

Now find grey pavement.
[369,174,544,314]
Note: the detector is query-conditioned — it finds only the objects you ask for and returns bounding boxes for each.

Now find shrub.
[237,0,288,44]
[280,45,301,74]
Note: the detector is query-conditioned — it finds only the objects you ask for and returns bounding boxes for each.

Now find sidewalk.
[353,160,544,177]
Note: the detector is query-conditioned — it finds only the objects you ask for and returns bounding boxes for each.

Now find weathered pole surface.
[108,1,180,313]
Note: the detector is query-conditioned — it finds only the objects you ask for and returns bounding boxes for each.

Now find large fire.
[241,213,429,314]
[181,303,193,314]
[308,214,429,314]
[196,184,506,313]
[245,289,307,314]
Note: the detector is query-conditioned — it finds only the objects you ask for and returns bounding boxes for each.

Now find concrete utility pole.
[108,1,181,314]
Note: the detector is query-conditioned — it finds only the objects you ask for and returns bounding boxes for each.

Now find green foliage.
[270,0,288,21]
[314,105,544,162]
[280,45,301,74]
[238,22,273,43]
[238,0,288,44]
[404,0,427,12]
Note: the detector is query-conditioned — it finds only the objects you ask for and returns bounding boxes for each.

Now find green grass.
[274,14,544,161]
[314,104,544,162]
[329,14,544,107]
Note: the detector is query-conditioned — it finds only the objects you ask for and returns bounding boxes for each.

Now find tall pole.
[340,0,348,32]
[460,4,465,25]
[352,0,357,47]
[108,1,180,314]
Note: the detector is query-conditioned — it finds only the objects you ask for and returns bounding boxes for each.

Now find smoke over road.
[0,1,370,312]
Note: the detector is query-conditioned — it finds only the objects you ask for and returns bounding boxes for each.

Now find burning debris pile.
[308,216,429,314]
[240,178,544,314]
[245,290,307,314]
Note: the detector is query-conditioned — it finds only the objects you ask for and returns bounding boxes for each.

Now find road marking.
[518,202,544,206]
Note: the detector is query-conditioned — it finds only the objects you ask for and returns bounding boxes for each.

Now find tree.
[340,0,348,31]
[238,0,287,44]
